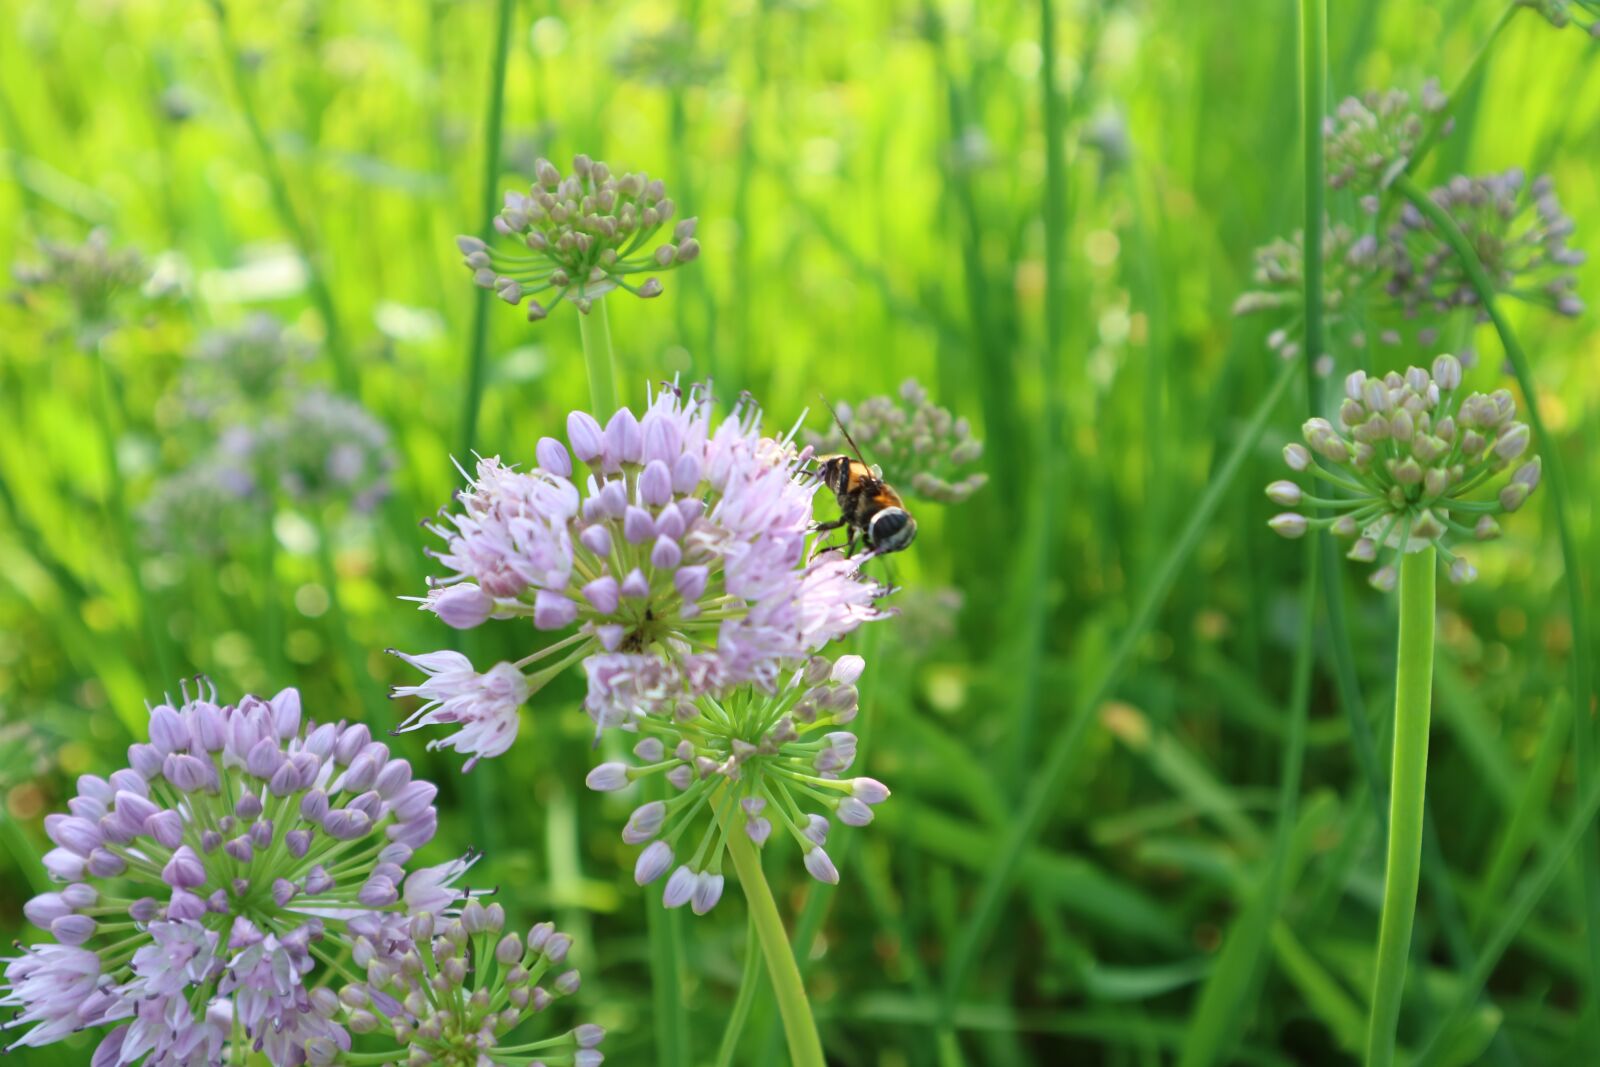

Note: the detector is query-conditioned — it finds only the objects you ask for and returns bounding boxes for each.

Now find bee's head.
[867,507,917,554]
[817,455,851,494]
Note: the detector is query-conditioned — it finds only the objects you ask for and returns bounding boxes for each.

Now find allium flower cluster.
[138,449,265,558]
[586,653,889,913]
[612,24,724,87]
[328,903,603,1066]
[457,154,699,319]
[1232,223,1383,362]
[1,684,465,1064]
[11,228,150,331]
[262,389,395,512]
[182,313,311,417]
[806,379,988,504]
[1324,81,1447,192]
[396,383,889,771]
[1386,169,1585,319]
[1266,355,1540,588]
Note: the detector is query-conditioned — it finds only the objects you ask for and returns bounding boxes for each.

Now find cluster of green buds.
[1232,223,1383,364]
[457,155,699,319]
[806,379,987,504]
[331,901,603,1066]
[1266,355,1540,588]
[11,229,154,340]
[1388,170,1584,319]
[1324,82,1447,192]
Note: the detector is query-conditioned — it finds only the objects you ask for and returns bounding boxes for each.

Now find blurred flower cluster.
[586,651,889,913]
[806,379,988,504]
[0,683,603,1064]
[1523,0,1600,34]
[1267,355,1539,588]
[458,155,699,319]
[10,229,162,343]
[140,315,393,558]
[1237,118,1584,360]
[1324,82,1447,193]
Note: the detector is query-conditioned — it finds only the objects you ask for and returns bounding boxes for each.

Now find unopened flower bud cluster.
[806,379,988,504]
[1324,82,1447,193]
[458,154,699,320]
[1266,355,1540,588]
[585,653,890,914]
[327,903,603,1066]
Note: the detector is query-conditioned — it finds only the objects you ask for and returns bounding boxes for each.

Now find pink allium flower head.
[399,382,890,767]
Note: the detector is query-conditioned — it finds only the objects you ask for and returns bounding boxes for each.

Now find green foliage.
[1,0,1597,1063]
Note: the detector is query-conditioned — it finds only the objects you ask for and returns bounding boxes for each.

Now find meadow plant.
[396,383,889,769]
[456,154,698,320]
[11,229,154,341]
[806,379,988,503]
[1,684,447,1060]
[1267,355,1540,588]
[1323,82,1447,193]
[585,651,889,913]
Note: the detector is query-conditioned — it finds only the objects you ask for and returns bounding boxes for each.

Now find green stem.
[939,354,1300,1008]
[1394,169,1598,1028]
[1405,2,1521,175]
[721,804,825,1067]
[1366,546,1437,1067]
[312,511,385,722]
[458,0,515,461]
[714,913,765,1067]
[206,0,353,394]
[579,299,620,416]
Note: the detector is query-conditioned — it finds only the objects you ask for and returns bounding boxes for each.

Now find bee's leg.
[809,518,847,534]
[844,531,860,558]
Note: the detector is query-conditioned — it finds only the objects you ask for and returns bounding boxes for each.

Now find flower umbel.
[1324,81,1448,192]
[1266,355,1540,587]
[1,682,464,1063]
[457,154,699,319]
[327,904,603,1067]
[587,653,889,914]
[806,379,988,504]
[395,383,890,769]
[1387,169,1584,320]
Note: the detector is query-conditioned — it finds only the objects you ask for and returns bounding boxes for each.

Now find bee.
[811,399,917,557]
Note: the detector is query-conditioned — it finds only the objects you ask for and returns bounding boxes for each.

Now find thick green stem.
[722,805,825,1067]
[579,299,620,416]
[458,0,515,462]
[648,775,689,1067]
[1366,547,1437,1067]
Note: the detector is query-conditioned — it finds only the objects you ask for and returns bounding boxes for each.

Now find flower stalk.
[719,799,825,1067]
[1366,546,1437,1067]
[579,295,620,417]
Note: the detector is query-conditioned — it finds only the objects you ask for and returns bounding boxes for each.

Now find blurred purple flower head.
[396,383,890,770]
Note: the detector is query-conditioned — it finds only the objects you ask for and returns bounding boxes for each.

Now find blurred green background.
[2,0,1597,1063]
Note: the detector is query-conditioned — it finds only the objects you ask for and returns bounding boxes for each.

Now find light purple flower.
[398,383,890,767]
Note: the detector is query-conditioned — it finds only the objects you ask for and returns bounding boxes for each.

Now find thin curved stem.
[458,0,515,461]
[1366,546,1437,1067]
[1406,2,1522,174]
[721,805,825,1067]
[938,355,1300,1008]
[714,913,765,1067]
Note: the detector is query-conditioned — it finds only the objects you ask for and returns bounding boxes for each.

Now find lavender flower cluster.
[397,382,888,770]
[1324,82,1447,193]
[12,228,152,334]
[1,684,604,1066]
[586,652,889,913]
[1266,355,1539,587]
[458,154,699,319]
[806,379,988,504]
[1386,170,1585,320]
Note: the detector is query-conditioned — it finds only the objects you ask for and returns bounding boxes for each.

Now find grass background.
[1,0,1597,1063]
